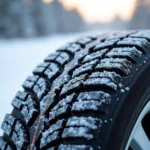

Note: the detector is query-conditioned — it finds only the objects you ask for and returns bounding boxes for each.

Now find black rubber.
[1,30,150,150]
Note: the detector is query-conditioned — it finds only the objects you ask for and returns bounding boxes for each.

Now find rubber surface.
[1,31,150,150]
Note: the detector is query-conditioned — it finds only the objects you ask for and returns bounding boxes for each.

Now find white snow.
[125,87,130,91]
[73,100,102,111]
[59,144,93,150]
[66,117,102,130]
[0,34,83,136]
[63,127,93,140]
[118,83,123,88]
[120,89,125,93]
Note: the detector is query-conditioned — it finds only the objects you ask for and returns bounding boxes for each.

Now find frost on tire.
[23,75,49,100]
[1,114,28,150]
[11,91,38,125]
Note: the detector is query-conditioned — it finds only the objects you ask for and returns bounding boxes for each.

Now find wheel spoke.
[130,123,150,150]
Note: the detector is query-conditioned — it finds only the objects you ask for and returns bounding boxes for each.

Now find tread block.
[76,37,92,47]
[12,121,28,149]
[33,62,49,75]
[89,71,121,84]
[72,100,106,113]
[15,90,28,100]
[105,31,132,41]
[40,91,56,111]
[83,49,109,63]
[117,37,150,53]
[96,58,132,75]
[1,114,28,150]
[106,47,142,63]
[62,127,93,140]
[0,138,7,150]
[58,144,93,150]
[40,131,60,149]
[33,62,60,81]
[1,114,16,136]
[66,117,102,130]
[0,138,12,150]
[23,76,49,100]
[130,30,150,41]
[84,71,121,91]
[93,39,117,52]
[77,91,111,104]
[1,122,12,136]
[52,74,71,90]
[12,91,38,125]
[72,59,99,77]
[42,119,65,140]
[58,43,81,54]
[52,93,77,111]
[60,74,88,97]
[49,105,69,122]
[66,44,81,54]
[45,52,70,66]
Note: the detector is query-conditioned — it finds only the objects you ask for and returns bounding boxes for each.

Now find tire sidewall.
[103,55,150,150]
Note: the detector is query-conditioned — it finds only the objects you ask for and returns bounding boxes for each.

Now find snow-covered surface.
[0,34,83,135]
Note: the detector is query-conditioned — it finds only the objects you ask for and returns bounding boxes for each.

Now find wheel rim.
[125,101,150,150]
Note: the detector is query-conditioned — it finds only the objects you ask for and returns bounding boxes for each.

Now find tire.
[1,30,150,150]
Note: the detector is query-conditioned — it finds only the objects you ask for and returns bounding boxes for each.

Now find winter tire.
[1,30,150,150]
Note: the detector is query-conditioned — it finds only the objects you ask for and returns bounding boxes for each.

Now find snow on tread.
[72,59,99,77]
[58,144,93,150]
[1,114,28,150]
[0,139,7,150]
[89,71,121,84]
[83,49,109,63]
[96,58,132,75]
[117,37,150,53]
[76,37,92,47]
[60,74,88,97]
[40,91,57,110]
[42,119,65,138]
[72,100,106,113]
[106,47,142,63]
[49,105,69,123]
[66,117,102,130]
[84,71,121,91]
[0,138,12,150]
[130,30,150,41]
[40,130,60,149]
[1,114,16,136]
[105,31,130,41]
[52,93,77,111]
[45,51,70,66]
[11,91,38,125]
[33,62,61,81]
[77,91,111,104]
[23,75,49,100]
[93,39,118,52]
[62,127,94,140]
[40,119,66,149]
[58,43,81,54]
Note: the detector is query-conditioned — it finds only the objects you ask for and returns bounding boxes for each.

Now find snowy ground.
[0,33,87,135]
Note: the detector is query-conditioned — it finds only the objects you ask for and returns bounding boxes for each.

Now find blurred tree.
[0,0,84,38]
[129,0,150,29]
